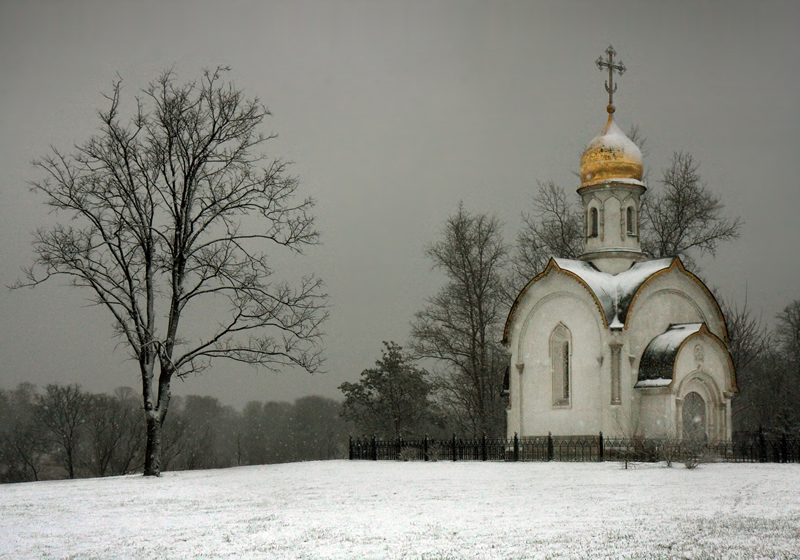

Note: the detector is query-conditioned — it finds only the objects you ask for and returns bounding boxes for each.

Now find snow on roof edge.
[554,257,674,327]
[637,323,705,385]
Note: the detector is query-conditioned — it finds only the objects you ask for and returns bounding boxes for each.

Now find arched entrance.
[682,391,707,441]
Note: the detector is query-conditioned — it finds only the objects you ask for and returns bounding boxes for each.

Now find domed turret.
[576,45,647,274]
[578,111,646,274]
[580,113,643,187]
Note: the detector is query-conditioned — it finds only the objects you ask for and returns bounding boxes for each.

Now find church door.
[682,392,707,441]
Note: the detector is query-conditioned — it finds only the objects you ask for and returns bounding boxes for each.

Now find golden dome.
[580,114,643,186]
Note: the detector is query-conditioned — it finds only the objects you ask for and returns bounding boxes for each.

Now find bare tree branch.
[14,67,327,476]
[510,180,583,300]
[411,203,508,436]
[640,152,742,269]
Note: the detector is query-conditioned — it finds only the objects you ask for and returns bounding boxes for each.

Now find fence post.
[514,432,519,462]
[452,433,457,462]
[424,434,429,462]
[547,432,554,462]
[349,436,353,460]
[372,434,378,461]
[481,432,487,461]
[759,428,766,463]
[398,436,403,460]
[599,431,604,462]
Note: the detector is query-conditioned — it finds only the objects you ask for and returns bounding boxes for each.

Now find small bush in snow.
[682,439,709,469]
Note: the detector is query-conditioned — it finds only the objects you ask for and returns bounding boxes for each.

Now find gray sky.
[1,1,798,409]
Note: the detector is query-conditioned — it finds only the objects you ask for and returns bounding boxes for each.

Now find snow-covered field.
[1,460,798,559]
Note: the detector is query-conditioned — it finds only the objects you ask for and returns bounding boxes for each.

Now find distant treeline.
[0,383,352,483]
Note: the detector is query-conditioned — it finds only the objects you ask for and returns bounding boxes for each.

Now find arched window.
[550,324,571,406]
[589,207,599,238]
[626,206,636,236]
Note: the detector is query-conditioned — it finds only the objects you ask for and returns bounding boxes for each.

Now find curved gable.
[503,257,674,344]
[625,258,729,341]
[502,258,608,345]
[504,256,730,346]
[556,257,673,327]
[635,323,736,391]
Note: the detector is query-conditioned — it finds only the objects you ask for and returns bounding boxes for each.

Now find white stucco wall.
[626,269,726,371]
[637,332,734,440]
[637,388,674,438]
[507,272,605,437]
[505,261,734,441]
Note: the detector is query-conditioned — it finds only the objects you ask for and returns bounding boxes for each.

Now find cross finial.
[595,45,626,114]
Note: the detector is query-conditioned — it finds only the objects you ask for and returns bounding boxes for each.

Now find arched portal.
[682,392,707,441]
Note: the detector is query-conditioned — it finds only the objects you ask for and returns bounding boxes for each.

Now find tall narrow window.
[551,324,571,406]
[562,343,570,400]
[626,206,635,236]
[590,207,599,238]
[610,344,622,405]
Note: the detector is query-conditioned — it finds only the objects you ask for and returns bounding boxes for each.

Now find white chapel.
[502,49,737,442]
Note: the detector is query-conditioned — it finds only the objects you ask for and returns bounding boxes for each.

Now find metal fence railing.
[348,432,800,464]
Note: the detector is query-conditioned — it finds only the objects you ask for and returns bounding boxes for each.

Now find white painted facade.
[503,113,737,441]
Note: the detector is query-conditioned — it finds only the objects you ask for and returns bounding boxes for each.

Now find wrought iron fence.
[348,432,800,464]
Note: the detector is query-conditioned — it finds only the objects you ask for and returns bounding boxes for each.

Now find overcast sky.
[1,1,798,409]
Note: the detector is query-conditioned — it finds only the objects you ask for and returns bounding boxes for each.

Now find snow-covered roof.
[635,323,703,387]
[554,257,674,328]
[502,255,729,346]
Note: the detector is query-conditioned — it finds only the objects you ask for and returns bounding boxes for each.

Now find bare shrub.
[426,442,442,462]
[682,439,709,469]
[397,447,422,462]
[659,439,679,467]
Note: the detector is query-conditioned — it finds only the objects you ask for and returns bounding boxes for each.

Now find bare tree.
[721,293,772,432]
[411,203,508,437]
[83,393,122,477]
[237,400,294,465]
[237,401,269,465]
[640,152,742,269]
[720,292,771,375]
[730,299,800,434]
[626,124,650,158]
[175,395,237,471]
[0,384,47,482]
[290,396,352,460]
[773,301,800,432]
[34,384,91,479]
[83,389,145,477]
[511,180,583,297]
[512,125,649,290]
[109,387,146,475]
[514,149,741,286]
[776,300,800,377]
[159,395,189,471]
[16,68,327,476]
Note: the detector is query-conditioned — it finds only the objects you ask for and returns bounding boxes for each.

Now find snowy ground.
[1,460,799,559]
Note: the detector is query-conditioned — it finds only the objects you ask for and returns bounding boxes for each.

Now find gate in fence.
[348,432,800,464]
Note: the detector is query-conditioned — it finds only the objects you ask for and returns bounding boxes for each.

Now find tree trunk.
[144,412,163,476]
[66,445,75,479]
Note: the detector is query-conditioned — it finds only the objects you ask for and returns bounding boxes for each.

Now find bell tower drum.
[579,46,646,274]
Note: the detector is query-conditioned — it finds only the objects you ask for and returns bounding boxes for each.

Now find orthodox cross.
[595,45,626,113]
